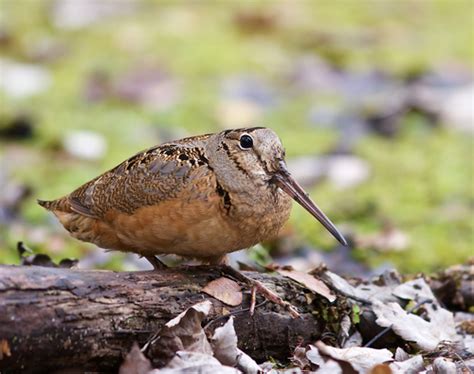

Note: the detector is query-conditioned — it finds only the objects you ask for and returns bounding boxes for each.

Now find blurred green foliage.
[0,0,472,272]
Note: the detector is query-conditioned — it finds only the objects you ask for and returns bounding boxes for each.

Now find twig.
[363,325,393,348]
[454,352,472,374]
[249,286,257,316]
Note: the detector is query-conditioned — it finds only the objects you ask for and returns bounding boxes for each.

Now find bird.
[39,127,347,316]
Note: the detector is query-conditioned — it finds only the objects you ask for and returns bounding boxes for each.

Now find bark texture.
[0,265,346,373]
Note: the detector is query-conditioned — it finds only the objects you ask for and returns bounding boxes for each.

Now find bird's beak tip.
[273,168,348,247]
[336,233,349,247]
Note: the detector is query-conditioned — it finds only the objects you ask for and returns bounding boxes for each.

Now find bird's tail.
[37,199,53,209]
[37,198,65,211]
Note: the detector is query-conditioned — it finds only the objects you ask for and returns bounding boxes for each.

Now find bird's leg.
[218,264,300,319]
[145,255,168,270]
[208,254,229,265]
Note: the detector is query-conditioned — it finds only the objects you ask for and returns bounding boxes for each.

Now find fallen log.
[0,265,349,373]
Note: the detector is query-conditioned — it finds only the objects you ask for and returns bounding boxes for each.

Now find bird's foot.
[145,255,168,270]
[219,265,300,319]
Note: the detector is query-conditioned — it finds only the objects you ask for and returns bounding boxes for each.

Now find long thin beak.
[272,161,348,246]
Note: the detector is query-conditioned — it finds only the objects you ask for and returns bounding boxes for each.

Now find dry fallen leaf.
[320,270,399,304]
[393,347,409,362]
[166,300,212,328]
[431,357,457,373]
[144,301,254,373]
[372,300,459,351]
[211,317,260,374]
[306,344,326,367]
[314,359,342,374]
[119,343,152,374]
[339,314,352,340]
[323,272,461,351]
[146,300,213,367]
[291,346,311,370]
[343,331,363,348]
[202,277,243,306]
[158,351,239,374]
[389,354,424,374]
[392,278,436,302]
[278,269,336,302]
[315,340,393,374]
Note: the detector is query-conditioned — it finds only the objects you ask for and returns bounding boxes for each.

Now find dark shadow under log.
[0,265,348,373]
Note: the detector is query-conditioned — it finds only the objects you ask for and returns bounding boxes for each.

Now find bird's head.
[212,127,347,246]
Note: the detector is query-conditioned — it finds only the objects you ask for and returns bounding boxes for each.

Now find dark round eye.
[239,134,253,149]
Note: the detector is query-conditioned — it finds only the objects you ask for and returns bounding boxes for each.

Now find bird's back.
[38,136,228,254]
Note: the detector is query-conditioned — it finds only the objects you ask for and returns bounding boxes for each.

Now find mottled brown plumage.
[39,127,346,265]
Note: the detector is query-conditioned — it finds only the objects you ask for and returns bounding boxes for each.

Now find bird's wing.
[67,142,216,219]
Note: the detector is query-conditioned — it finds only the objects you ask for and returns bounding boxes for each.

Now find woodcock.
[39,127,347,267]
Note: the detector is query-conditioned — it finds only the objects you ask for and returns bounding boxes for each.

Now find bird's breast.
[226,184,292,245]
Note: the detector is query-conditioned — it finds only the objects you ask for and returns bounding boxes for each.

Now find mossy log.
[0,265,350,373]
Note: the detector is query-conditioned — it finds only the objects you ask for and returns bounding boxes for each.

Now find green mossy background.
[1,0,472,272]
